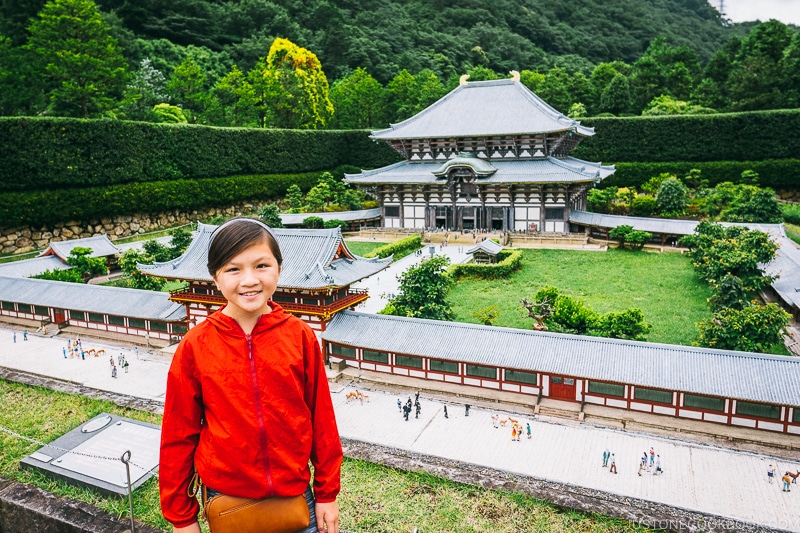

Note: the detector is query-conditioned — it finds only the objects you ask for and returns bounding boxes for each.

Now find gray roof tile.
[0,276,185,321]
[371,78,594,139]
[346,157,614,185]
[139,223,391,289]
[279,208,381,226]
[0,256,71,278]
[323,311,800,406]
[38,235,119,261]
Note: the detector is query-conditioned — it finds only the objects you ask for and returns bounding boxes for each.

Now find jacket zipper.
[247,333,275,496]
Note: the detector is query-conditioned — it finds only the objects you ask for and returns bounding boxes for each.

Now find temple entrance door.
[491,207,505,230]
[462,206,475,230]
[549,376,576,401]
[434,206,449,229]
[53,310,67,324]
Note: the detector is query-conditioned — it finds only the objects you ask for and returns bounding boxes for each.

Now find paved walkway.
[350,244,473,313]
[1,326,800,531]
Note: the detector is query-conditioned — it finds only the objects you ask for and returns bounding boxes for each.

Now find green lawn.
[0,380,654,533]
[345,240,389,257]
[449,248,713,346]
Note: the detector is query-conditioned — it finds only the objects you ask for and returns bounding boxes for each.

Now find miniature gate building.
[345,72,615,232]
[138,223,391,332]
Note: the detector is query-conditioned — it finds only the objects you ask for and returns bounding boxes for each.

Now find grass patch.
[449,248,713,346]
[345,240,389,257]
[0,380,655,533]
[786,223,800,246]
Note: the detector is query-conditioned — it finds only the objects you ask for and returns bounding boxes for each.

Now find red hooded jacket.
[159,304,343,528]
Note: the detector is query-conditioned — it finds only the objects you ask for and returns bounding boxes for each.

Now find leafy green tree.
[152,103,187,123]
[655,177,689,216]
[118,249,166,291]
[695,303,790,354]
[32,268,84,283]
[389,255,453,321]
[143,239,171,263]
[323,219,346,229]
[550,293,597,334]
[779,30,800,108]
[386,68,446,122]
[724,187,782,224]
[68,246,107,278]
[25,0,128,118]
[593,308,651,341]
[304,182,332,212]
[727,20,793,111]
[642,94,714,115]
[472,304,500,326]
[302,216,324,229]
[167,57,208,122]
[680,222,778,298]
[329,67,388,128]
[707,273,751,311]
[249,37,333,129]
[286,184,304,211]
[122,57,168,120]
[214,64,257,127]
[599,73,631,115]
[586,187,617,214]
[631,195,656,217]
[168,227,193,256]
[608,225,651,251]
[258,204,284,228]
[608,225,634,248]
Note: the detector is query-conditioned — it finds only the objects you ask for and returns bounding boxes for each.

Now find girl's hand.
[173,523,201,533]
[315,501,339,533]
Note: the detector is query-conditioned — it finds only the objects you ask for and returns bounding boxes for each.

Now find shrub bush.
[781,203,800,225]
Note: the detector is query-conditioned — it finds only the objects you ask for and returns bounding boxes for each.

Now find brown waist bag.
[202,485,310,533]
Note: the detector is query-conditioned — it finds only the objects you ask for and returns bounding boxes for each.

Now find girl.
[159,218,342,533]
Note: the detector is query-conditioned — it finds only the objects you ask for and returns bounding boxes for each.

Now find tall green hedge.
[574,109,800,163]
[0,118,401,193]
[601,159,800,190]
[448,249,523,280]
[363,235,422,260]
[0,172,324,227]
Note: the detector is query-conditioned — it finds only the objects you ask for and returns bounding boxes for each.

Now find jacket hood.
[204,301,292,336]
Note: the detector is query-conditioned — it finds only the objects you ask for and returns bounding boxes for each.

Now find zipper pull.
[246,334,253,360]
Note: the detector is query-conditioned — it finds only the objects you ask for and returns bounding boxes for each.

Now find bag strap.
[188,469,202,497]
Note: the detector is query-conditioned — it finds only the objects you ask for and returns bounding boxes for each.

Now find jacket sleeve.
[303,329,343,503]
[159,337,204,528]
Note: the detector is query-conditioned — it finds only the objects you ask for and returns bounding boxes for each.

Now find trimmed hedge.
[575,109,800,163]
[362,235,422,261]
[782,203,800,225]
[600,159,800,191]
[449,249,523,280]
[0,118,401,193]
[0,172,324,227]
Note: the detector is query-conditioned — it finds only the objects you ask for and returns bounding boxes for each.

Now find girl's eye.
[225,267,239,273]
[257,263,270,269]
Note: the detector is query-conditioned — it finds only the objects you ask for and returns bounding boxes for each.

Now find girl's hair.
[207,218,283,276]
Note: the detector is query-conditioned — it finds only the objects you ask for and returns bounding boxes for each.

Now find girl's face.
[213,240,281,326]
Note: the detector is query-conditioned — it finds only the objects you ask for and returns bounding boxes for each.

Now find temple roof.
[138,222,391,289]
[39,235,119,262]
[371,78,595,140]
[0,276,185,321]
[345,157,615,185]
[0,255,71,278]
[467,239,503,256]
